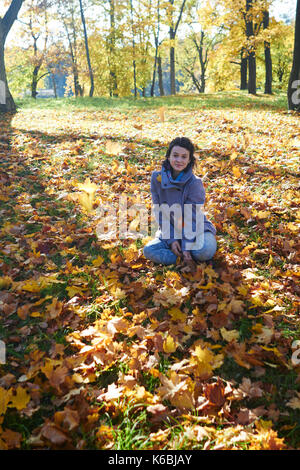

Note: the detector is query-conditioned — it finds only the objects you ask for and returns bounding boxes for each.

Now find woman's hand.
[170,241,182,257]
[182,250,193,262]
[182,250,197,273]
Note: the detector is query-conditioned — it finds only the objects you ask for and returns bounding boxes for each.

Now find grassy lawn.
[16,89,289,112]
[0,91,299,450]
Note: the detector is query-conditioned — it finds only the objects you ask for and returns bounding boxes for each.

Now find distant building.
[36,88,56,98]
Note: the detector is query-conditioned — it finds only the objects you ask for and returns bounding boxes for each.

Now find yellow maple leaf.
[126,164,137,176]
[256,210,271,219]
[45,297,63,319]
[168,307,186,322]
[92,255,104,267]
[40,359,55,379]
[230,151,239,160]
[111,287,127,300]
[237,284,249,296]
[158,371,194,409]
[190,346,214,378]
[287,222,298,232]
[163,335,178,353]
[66,285,87,298]
[220,327,239,342]
[190,346,223,379]
[0,387,12,415]
[9,386,30,411]
[77,192,94,213]
[20,280,41,293]
[77,178,98,195]
[232,166,241,178]
[250,294,264,307]
[0,276,12,290]
[156,174,162,182]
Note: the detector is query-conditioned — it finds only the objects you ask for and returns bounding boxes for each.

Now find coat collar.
[161,162,194,189]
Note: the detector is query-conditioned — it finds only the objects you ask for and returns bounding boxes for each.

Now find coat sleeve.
[181,178,206,252]
[150,172,181,247]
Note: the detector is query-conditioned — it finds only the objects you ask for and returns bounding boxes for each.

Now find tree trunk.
[150,0,161,97]
[169,29,176,95]
[51,72,57,98]
[129,0,137,98]
[31,64,40,99]
[0,34,16,112]
[288,0,300,111]
[72,62,81,96]
[263,10,272,94]
[192,31,207,93]
[79,0,94,97]
[245,0,256,95]
[62,14,82,97]
[240,48,247,89]
[108,0,118,97]
[168,0,186,95]
[0,0,24,113]
[157,55,164,96]
[150,54,158,97]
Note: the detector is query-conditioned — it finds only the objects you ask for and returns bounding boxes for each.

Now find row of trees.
[0,0,299,112]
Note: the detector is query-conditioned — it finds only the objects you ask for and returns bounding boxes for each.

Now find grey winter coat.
[150,162,216,251]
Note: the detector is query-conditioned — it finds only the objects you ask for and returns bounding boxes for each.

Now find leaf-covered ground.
[0,94,299,450]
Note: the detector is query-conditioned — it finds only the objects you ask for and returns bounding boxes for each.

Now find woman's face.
[168,145,190,173]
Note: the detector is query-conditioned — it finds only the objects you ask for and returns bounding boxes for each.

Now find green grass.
[16,90,289,113]
[104,402,152,450]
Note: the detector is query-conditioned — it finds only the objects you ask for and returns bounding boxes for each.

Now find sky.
[1,0,297,45]
[270,0,297,21]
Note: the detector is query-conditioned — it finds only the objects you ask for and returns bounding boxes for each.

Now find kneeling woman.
[143,136,217,266]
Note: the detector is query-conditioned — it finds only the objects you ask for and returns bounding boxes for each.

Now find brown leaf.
[54,407,80,431]
[1,429,22,449]
[147,404,168,423]
[40,422,69,446]
[203,379,226,407]
[45,298,63,320]
[49,366,69,390]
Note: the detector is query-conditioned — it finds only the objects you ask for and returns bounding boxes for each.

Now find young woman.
[143,136,217,266]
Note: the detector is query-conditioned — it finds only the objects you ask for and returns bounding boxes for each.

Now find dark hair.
[162,136,197,173]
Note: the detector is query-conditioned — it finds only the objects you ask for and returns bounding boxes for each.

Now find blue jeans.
[143,231,217,266]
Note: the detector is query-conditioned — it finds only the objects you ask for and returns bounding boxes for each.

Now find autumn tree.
[271,21,293,88]
[179,0,225,94]
[129,0,137,97]
[0,0,24,112]
[288,0,300,111]
[106,0,118,96]
[79,0,94,97]
[262,7,272,93]
[244,0,257,94]
[133,0,154,96]
[57,0,84,97]
[165,0,187,95]
[150,0,161,96]
[17,0,51,99]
